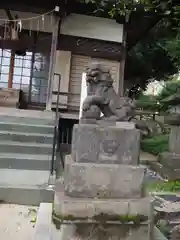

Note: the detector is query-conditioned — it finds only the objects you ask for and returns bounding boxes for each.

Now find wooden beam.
[8,50,15,88]
[0,3,51,14]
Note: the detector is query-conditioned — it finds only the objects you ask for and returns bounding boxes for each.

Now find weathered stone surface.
[64,156,145,198]
[54,189,153,218]
[71,124,100,163]
[71,123,140,165]
[149,162,180,180]
[159,152,180,169]
[57,224,152,240]
[169,126,180,154]
[75,224,151,240]
[99,125,140,164]
[164,114,180,126]
[81,62,136,122]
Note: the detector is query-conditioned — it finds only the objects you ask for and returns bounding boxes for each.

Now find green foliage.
[141,134,168,155]
[136,77,180,112]
[136,94,160,111]
[80,0,180,91]
[147,180,180,192]
[157,79,180,111]
[126,34,178,89]
[165,39,180,67]
[157,79,180,100]
[80,0,180,20]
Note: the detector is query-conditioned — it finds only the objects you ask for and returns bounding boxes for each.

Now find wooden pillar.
[8,50,15,88]
[28,32,37,103]
[46,13,60,111]
[118,26,127,97]
[118,13,131,97]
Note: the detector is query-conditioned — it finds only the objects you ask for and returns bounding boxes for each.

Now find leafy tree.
[136,75,180,112]
[80,0,180,96]
[79,0,180,19]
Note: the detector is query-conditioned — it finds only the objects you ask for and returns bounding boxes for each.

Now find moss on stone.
[52,211,148,229]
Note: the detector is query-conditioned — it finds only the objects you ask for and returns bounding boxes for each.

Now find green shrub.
[141,134,168,155]
[147,180,180,192]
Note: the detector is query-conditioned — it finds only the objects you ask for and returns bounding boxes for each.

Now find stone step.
[0,185,54,206]
[64,155,145,199]
[0,131,53,144]
[0,122,54,134]
[0,115,55,126]
[0,141,52,155]
[54,188,152,219]
[0,169,54,205]
[0,153,52,171]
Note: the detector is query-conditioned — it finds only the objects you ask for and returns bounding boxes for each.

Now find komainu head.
[85,62,114,85]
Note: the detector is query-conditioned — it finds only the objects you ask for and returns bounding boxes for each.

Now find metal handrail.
[50,73,62,175]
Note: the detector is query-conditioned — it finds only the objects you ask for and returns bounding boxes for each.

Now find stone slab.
[0,131,53,144]
[54,188,153,218]
[71,123,140,165]
[71,124,100,163]
[0,141,52,155]
[56,224,151,240]
[0,185,54,206]
[64,155,145,198]
[34,203,52,240]
[0,169,50,186]
[0,122,54,134]
[159,152,180,169]
[149,162,180,180]
[0,153,52,171]
[169,126,180,154]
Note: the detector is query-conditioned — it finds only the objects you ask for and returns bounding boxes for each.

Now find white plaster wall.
[0,10,123,43]
[52,50,71,108]
[60,14,123,43]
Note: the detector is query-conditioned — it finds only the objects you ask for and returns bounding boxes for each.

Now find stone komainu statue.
[81,62,136,121]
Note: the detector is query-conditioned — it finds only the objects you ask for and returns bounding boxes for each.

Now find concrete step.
[0,131,53,144]
[0,122,54,134]
[0,185,54,206]
[0,169,54,205]
[0,115,55,126]
[0,153,52,171]
[0,141,52,155]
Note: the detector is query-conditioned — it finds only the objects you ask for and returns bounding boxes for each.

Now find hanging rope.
[0,8,55,22]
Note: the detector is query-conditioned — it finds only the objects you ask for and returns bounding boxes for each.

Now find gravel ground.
[0,204,38,240]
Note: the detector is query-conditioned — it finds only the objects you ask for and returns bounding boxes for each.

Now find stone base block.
[169,126,180,154]
[159,152,180,169]
[54,189,153,219]
[64,155,145,198]
[71,123,140,165]
[149,162,180,180]
[56,224,152,240]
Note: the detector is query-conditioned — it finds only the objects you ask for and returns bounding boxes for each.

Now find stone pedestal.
[54,122,154,240]
[153,124,180,180]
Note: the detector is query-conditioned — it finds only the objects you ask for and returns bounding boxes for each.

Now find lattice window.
[0,48,49,104]
[31,52,49,103]
[0,49,11,88]
[13,51,32,92]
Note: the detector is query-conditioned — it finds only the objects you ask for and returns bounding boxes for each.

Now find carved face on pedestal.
[100,139,118,156]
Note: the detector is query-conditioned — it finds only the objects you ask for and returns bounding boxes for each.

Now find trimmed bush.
[141,134,168,155]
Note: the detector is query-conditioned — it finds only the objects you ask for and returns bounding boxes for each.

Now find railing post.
[51,73,61,175]
[46,10,60,111]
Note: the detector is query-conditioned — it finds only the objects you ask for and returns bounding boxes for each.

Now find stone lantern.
[154,92,180,180]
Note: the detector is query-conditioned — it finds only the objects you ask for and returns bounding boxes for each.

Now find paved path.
[0,204,38,240]
[140,151,157,163]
